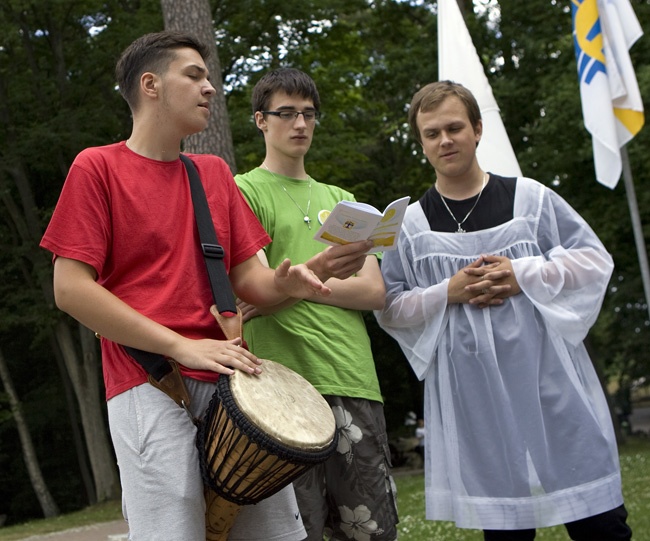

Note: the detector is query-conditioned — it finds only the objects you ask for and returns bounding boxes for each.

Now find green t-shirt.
[235,167,382,403]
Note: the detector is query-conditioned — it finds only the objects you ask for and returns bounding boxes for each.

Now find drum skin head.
[229,359,335,450]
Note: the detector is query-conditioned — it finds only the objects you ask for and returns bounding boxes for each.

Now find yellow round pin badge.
[318,209,331,225]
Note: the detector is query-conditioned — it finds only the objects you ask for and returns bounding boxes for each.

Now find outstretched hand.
[274,258,332,298]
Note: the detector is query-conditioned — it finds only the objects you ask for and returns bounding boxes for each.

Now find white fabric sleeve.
[511,188,614,346]
[374,241,448,380]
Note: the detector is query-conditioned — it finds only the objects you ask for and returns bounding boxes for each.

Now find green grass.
[0,437,647,541]
[394,436,650,540]
[0,500,122,541]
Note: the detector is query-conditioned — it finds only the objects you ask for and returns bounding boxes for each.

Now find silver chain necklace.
[262,163,312,229]
[436,173,488,233]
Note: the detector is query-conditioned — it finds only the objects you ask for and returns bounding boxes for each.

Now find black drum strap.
[181,154,237,315]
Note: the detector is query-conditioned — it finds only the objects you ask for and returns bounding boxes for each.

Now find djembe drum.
[197,358,338,541]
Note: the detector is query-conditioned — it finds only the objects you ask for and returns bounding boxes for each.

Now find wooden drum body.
[197,359,337,540]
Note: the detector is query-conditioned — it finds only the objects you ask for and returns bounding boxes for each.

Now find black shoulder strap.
[125,154,236,383]
[180,153,236,315]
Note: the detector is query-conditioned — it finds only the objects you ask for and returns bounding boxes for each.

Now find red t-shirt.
[40,142,270,400]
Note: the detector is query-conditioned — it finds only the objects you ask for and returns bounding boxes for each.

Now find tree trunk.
[160,0,237,172]
[55,321,121,502]
[50,334,97,505]
[0,347,60,518]
[2,161,120,503]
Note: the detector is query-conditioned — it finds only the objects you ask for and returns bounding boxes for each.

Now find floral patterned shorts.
[292,395,399,541]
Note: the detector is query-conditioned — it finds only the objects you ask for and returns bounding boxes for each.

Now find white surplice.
[375,177,623,529]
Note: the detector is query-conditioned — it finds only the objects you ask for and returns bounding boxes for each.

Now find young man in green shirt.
[236,68,398,541]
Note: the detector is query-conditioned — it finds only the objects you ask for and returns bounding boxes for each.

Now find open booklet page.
[314,196,410,253]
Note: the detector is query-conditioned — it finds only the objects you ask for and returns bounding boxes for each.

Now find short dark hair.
[251,68,321,116]
[408,80,481,145]
[115,31,210,112]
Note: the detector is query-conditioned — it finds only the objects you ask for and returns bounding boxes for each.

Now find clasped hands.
[448,254,521,308]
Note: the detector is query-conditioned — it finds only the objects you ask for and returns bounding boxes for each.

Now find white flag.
[438,0,522,178]
[572,0,644,189]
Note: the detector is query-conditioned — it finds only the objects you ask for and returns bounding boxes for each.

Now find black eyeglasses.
[261,110,321,122]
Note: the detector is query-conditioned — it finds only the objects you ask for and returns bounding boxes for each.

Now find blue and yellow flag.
[572,0,644,188]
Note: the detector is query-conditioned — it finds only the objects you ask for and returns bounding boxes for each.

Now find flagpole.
[621,145,650,322]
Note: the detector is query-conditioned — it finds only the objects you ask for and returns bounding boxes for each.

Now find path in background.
[630,405,650,435]
[17,520,127,541]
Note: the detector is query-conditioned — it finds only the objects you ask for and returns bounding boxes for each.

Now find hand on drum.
[170,336,262,376]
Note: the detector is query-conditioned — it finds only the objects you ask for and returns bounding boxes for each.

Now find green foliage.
[225,0,438,204]
[488,0,650,388]
[0,0,162,524]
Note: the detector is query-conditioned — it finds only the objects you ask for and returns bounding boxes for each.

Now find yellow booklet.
[314,196,410,253]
